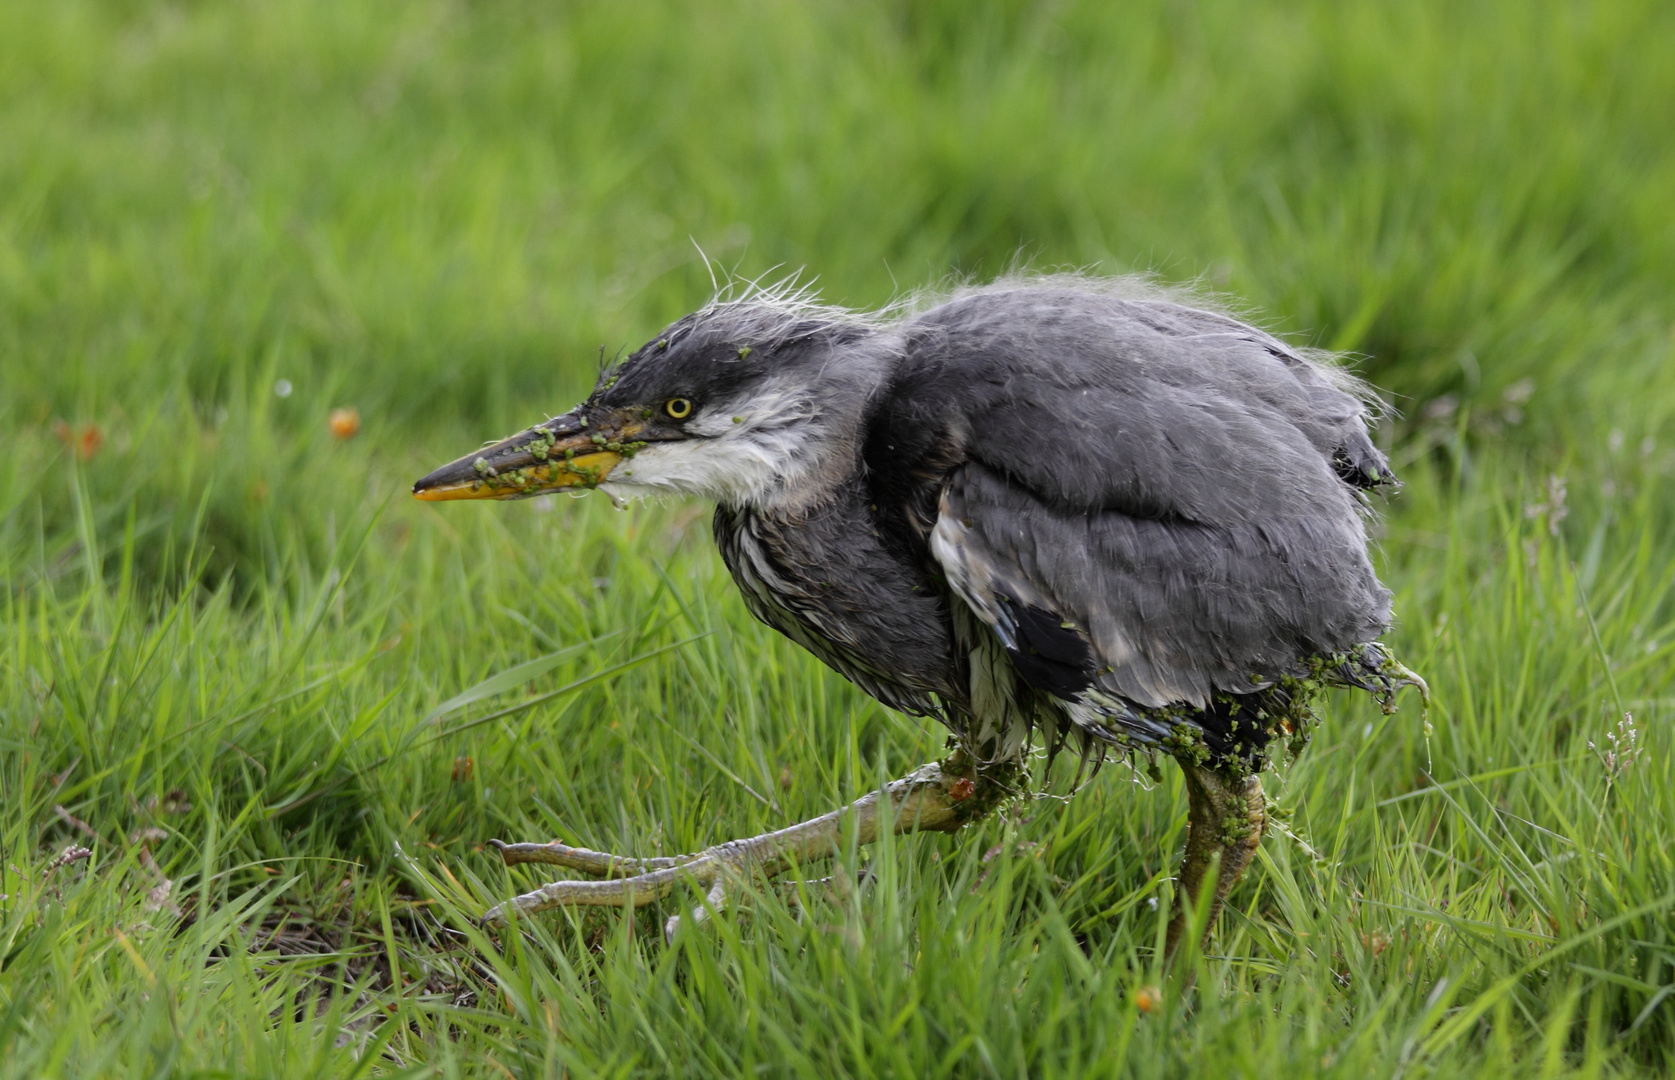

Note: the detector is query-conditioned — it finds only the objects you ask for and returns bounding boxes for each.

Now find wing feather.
[905,288,1394,735]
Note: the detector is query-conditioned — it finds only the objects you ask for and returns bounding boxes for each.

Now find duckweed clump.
[1118,642,1427,781]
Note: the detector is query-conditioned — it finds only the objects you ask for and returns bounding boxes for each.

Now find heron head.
[413,301,886,510]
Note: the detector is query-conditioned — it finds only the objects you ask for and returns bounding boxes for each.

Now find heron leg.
[482,754,1007,941]
[1164,761,1266,960]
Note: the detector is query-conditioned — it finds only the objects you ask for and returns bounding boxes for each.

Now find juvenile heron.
[414,276,1423,951]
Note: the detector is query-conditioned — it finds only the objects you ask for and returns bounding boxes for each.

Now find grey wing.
[905,289,1395,523]
[932,463,1390,730]
[914,291,1394,742]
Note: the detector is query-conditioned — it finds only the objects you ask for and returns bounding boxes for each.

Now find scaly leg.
[483,757,1006,941]
[1164,762,1266,959]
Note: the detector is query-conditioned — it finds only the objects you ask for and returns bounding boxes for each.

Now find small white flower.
[1591,712,1642,782]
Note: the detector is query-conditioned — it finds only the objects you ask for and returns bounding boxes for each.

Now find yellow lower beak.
[412,450,624,502]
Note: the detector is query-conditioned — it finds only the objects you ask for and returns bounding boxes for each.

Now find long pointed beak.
[412,408,649,502]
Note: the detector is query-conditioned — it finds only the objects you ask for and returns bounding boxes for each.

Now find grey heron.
[413,275,1424,954]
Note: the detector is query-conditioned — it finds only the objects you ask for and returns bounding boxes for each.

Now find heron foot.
[1164,761,1266,962]
[481,758,999,941]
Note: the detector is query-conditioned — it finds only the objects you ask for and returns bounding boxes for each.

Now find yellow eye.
[665,397,693,419]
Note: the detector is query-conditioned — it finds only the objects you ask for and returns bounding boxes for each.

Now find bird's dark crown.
[590,302,875,415]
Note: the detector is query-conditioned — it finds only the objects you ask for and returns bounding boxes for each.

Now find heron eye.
[665,398,693,420]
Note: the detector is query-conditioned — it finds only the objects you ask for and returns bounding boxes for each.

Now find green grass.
[3,0,1675,1075]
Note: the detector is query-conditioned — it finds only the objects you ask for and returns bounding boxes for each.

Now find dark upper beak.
[412,407,650,502]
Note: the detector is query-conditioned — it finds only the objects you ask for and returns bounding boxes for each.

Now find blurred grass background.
[2,0,1674,1076]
